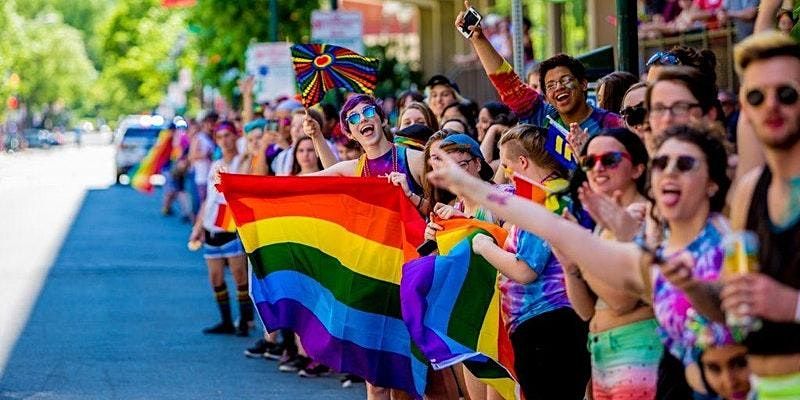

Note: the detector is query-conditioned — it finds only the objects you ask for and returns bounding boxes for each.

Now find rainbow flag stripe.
[218,174,428,397]
[512,174,570,214]
[213,203,237,233]
[400,218,520,399]
[129,129,172,193]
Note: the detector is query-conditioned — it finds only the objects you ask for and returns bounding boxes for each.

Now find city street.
[0,141,365,399]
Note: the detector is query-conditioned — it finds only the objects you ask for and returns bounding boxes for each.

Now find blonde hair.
[498,124,569,177]
[734,31,800,76]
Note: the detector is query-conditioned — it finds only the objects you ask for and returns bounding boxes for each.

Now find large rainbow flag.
[129,129,173,193]
[218,174,428,397]
[400,218,520,399]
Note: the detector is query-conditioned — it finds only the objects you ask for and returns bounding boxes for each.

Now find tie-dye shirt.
[651,214,736,365]
[487,60,623,137]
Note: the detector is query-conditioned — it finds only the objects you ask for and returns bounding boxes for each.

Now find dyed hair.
[734,31,800,75]
[498,124,570,179]
[597,71,640,113]
[538,53,588,96]
[398,101,440,131]
[213,120,238,136]
[339,94,387,134]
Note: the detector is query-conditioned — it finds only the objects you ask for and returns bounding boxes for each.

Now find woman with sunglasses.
[558,128,664,400]
[467,124,591,400]
[620,83,649,142]
[426,123,736,399]
[302,94,427,399]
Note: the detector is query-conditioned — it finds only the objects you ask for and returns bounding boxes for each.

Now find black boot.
[204,284,235,334]
[235,284,253,337]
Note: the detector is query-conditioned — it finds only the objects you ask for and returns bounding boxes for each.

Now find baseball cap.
[426,75,460,94]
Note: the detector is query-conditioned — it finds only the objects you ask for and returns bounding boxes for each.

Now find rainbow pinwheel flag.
[512,173,570,215]
[218,174,428,397]
[130,129,173,193]
[290,43,379,108]
[400,218,520,399]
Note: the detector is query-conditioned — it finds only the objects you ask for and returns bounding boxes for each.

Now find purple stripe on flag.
[256,299,424,397]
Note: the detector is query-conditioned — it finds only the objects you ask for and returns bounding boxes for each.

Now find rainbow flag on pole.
[218,174,428,397]
[400,218,520,399]
[512,173,570,215]
[129,129,172,193]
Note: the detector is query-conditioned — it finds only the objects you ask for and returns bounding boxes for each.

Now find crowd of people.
[152,1,799,399]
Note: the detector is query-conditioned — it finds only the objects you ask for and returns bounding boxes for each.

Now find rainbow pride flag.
[512,173,570,215]
[218,174,428,397]
[400,218,520,399]
[129,129,173,193]
[213,203,237,232]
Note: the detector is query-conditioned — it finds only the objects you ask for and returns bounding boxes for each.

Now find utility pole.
[511,0,524,77]
[617,0,639,74]
[269,0,278,42]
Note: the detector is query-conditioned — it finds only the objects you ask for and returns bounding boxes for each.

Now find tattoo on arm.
[487,192,512,205]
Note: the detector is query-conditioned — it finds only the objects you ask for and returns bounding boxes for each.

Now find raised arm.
[303,113,339,168]
[427,154,646,296]
[455,1,541,118]
[754,0,783,33]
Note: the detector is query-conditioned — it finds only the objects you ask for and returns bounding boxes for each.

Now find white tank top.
[202,155,243,233]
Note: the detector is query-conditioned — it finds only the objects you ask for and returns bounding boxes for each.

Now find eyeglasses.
[650,155,700,174]
[744,85,799,107]
[581,151,631,172]
[544,75,577,92]
[649,102,701,118]
[620,103,647,127]
[265,118,291,131]
[646,51,681,67]
[346,105,378,125]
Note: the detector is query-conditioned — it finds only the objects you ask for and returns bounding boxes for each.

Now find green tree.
[185,0,319,102]
[92,0,185,120]
[0,1,97,124]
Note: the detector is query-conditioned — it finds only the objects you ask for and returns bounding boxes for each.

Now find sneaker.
[278,355,310,372]
[244,339,275,358]
[202,321,236,335]
[340,374,365,388]
[297,362,331,378]
[235,322,250,337]
[263,345,285,361]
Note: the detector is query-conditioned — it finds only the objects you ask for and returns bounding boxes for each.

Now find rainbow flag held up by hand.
[400,218,520,399]
[512,174,570,215]
[213,203,237,233]
[130,129,173,193]
[218,174,428,397]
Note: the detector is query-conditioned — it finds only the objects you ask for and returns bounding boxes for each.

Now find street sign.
[311,11,364,54]
[245,43,296,104]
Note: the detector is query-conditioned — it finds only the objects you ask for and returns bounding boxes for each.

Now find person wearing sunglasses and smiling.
[620,82,650,142]
[670,32,800,400]
[560,129,664,400]
[644,66,719,155]
[425,123,736,399]
[454,1,622,143]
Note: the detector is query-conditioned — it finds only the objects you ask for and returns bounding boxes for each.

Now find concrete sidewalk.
[0,185,365,399]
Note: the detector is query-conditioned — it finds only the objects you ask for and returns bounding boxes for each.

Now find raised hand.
[567,123,589,153]
[302,110,323,139]
[578,182,643,241]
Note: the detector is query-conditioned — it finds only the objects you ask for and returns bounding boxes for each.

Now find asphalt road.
[0,142,365,399]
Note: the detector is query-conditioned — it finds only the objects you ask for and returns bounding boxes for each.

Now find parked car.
[115,123,164,183]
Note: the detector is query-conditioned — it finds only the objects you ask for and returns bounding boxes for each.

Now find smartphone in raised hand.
[460,7,483,38]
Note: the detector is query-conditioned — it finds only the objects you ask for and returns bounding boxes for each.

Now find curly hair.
[538,53,588,96]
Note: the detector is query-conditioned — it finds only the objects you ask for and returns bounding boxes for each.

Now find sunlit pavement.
[0,141,364,398]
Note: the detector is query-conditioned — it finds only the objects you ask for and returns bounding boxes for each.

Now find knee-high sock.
[237,284,253,324]
[213,283,232,324]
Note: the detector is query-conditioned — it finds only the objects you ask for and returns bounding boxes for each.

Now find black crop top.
[743,167,800,355]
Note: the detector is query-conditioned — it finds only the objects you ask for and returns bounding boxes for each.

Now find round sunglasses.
[650,155,699,173]
[745,85,799,107]
[581,151,631,172]
[620,103,646,127]
[346,105,378,125]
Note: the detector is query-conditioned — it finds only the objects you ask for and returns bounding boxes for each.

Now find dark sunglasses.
[581,151,631,172]
[620,104,646,127]
[650,155,699,173]
[646,51,680,67]
[346,105,378,125]
[745,85,799,107]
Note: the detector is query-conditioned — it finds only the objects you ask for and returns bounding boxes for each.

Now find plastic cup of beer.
[722,231,761,332]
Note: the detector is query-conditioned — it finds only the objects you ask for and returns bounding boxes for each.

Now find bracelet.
[794,291,800,323]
